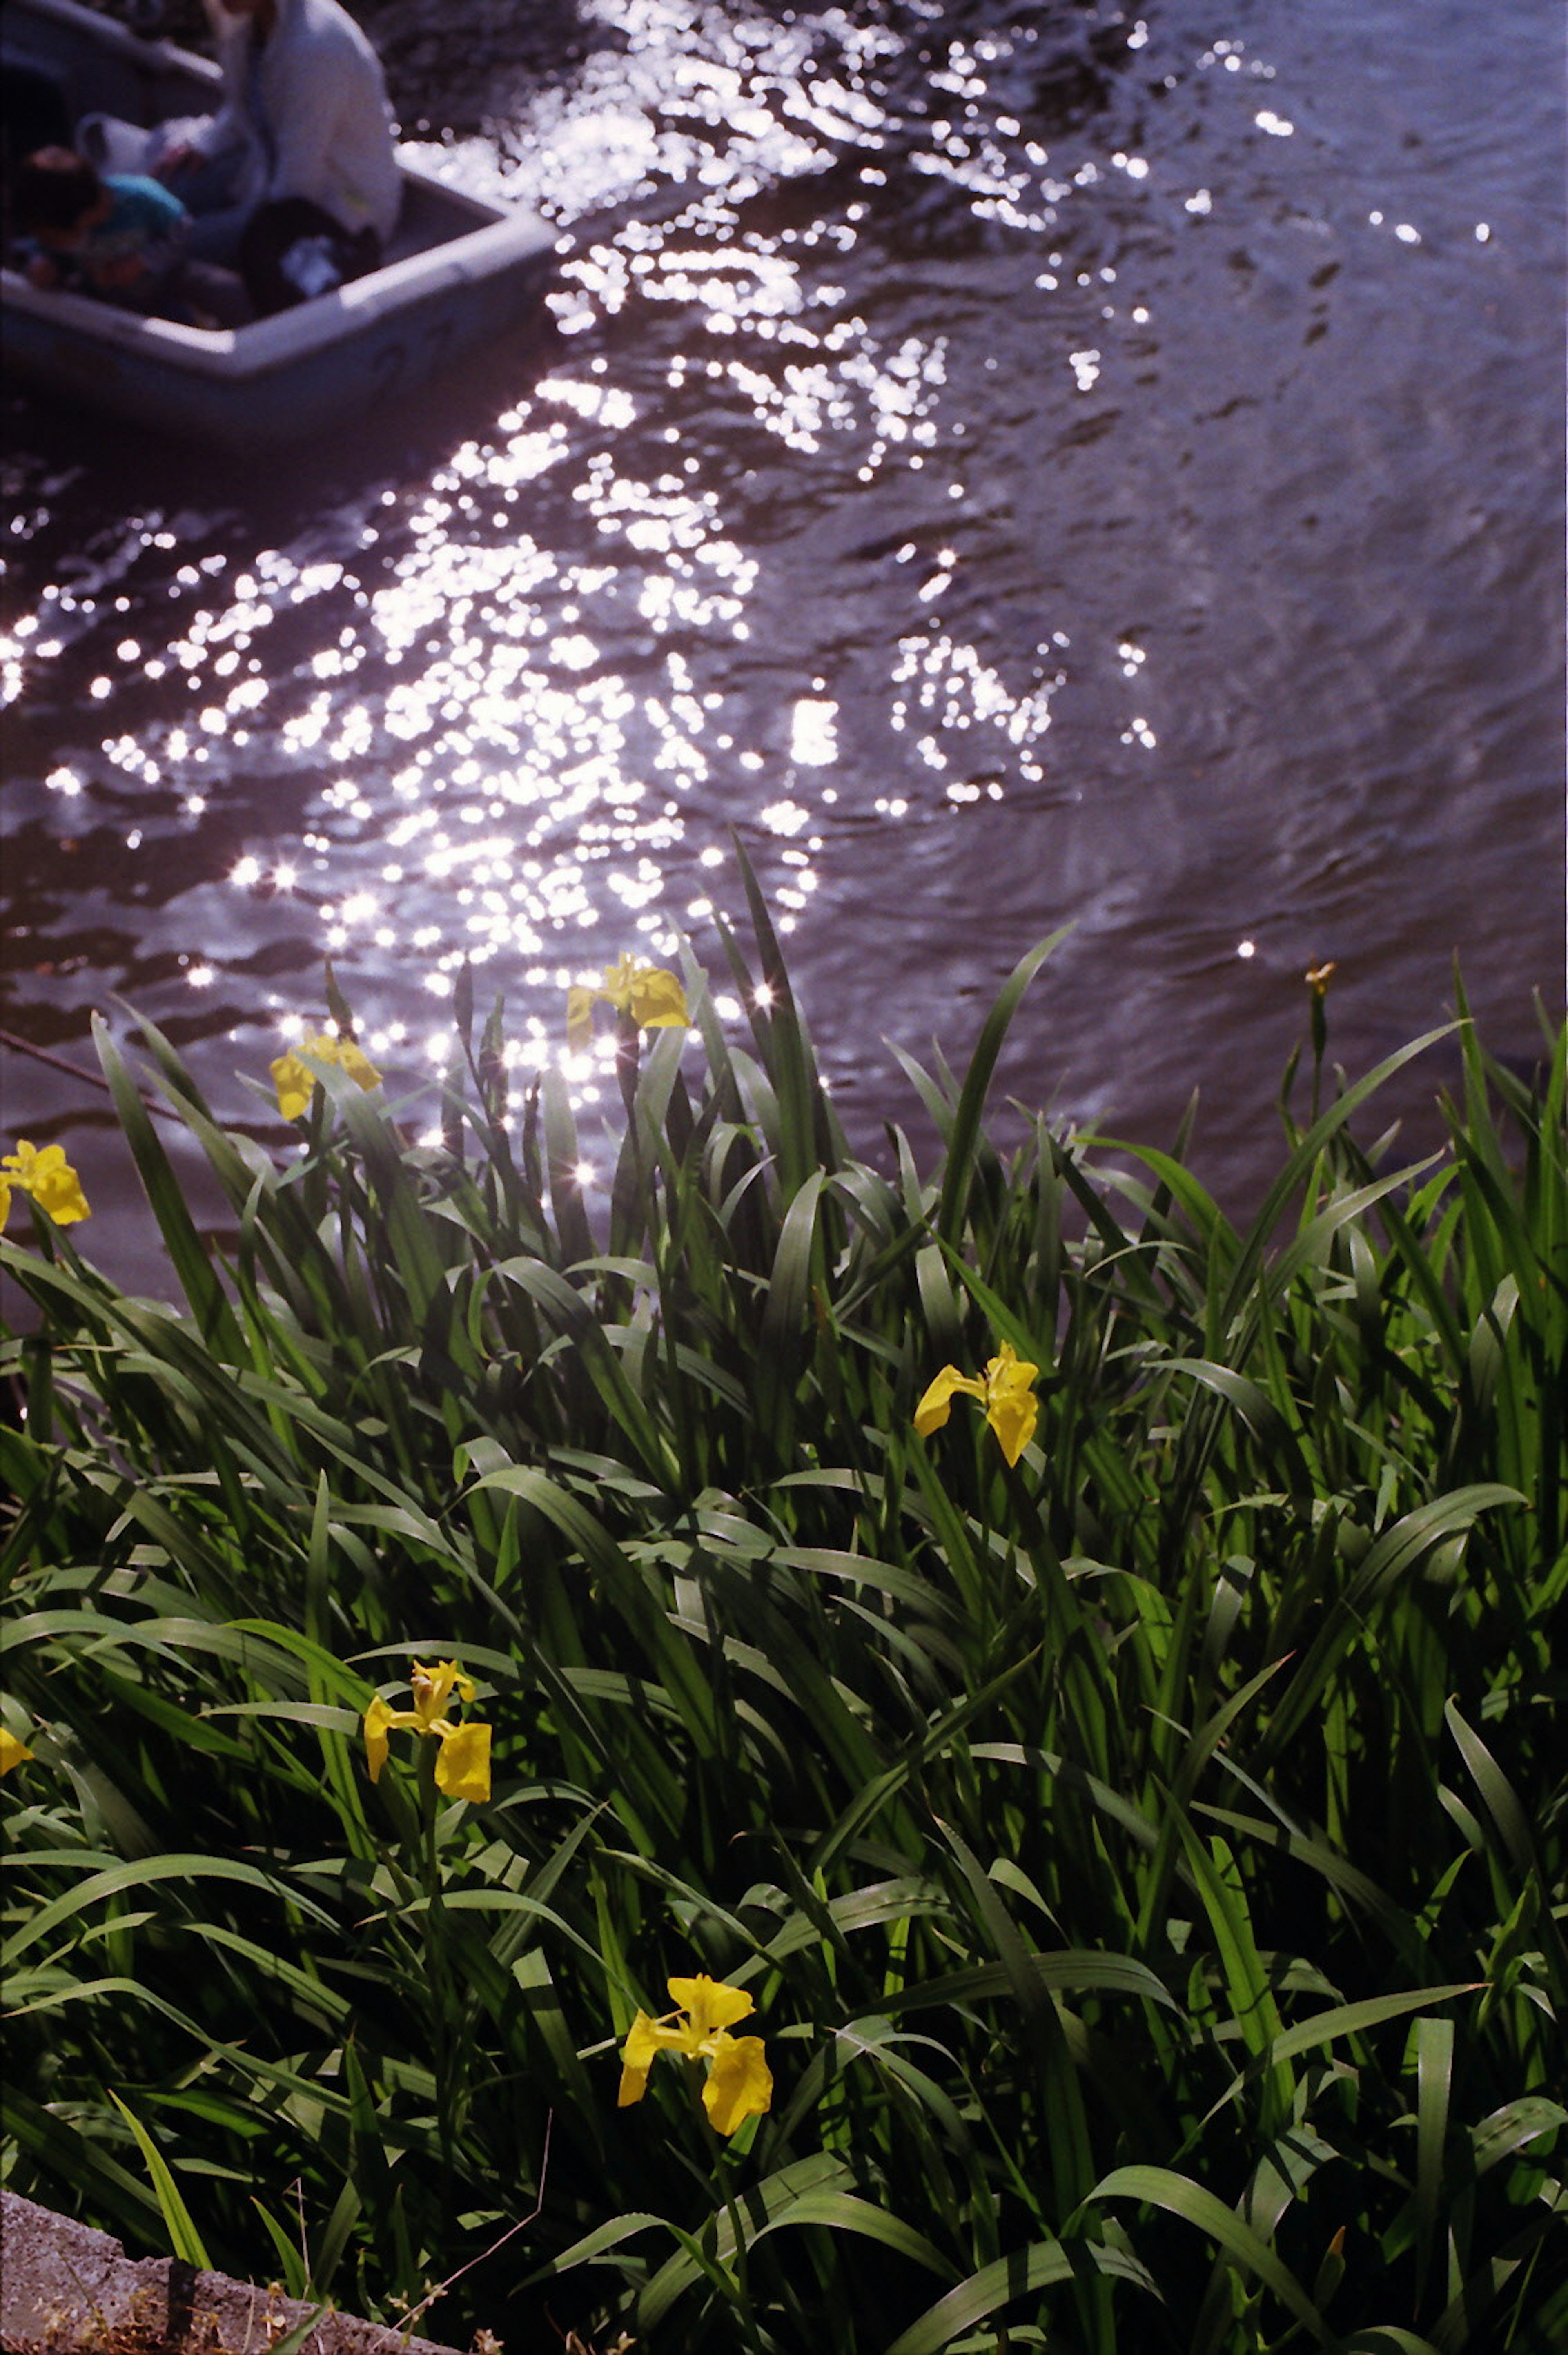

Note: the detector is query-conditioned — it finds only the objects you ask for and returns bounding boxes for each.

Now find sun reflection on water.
[1,0,1552,1224]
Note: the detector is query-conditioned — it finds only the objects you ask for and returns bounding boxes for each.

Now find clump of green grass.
[2,884,1564,2355]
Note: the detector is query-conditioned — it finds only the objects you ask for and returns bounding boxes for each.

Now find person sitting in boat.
[156,0,401,314]
[11,142,247,323]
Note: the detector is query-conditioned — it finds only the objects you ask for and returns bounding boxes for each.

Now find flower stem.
[415,1738,459,2172]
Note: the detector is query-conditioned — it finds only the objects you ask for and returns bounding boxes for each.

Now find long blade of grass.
[937,929,1070,1248]
[1087,2165,1327,2339]
[106,2089,213,2269]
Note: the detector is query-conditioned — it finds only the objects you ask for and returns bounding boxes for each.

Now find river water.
[2,0,1563,1283]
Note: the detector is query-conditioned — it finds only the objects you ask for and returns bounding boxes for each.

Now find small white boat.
[1,0,559,446]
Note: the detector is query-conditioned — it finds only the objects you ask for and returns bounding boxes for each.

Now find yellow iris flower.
[270,1030,382,1121]
[0,1141,91,1232]
[618,1972,773,2137]
[567,954,689,1053]
[0,1724,36,1776]
[363,1658,491,1804]
[913,1338,1040,1467]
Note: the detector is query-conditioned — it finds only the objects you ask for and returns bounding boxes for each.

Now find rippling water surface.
[3,0,1562,1278]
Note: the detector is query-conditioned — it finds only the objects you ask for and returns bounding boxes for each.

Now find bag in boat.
[76,110,237,177]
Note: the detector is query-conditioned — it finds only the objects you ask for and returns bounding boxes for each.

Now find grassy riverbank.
[2,892,1564,2354]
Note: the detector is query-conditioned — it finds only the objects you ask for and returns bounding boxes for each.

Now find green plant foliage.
[2,896,1564,2354]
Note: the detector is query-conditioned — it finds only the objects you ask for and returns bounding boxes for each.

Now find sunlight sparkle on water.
[10,0,1526,1208]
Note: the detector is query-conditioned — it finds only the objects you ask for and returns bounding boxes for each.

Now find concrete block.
[0,2189,473,2355]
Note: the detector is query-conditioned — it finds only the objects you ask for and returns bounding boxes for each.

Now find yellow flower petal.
[617,2010,662,2107]
[566,985,596,1052]
[626,966,688,1030]
[363,1692,431,1782]
[913,1365,982,1438]
[37,1170,90,1225]
[270,1050,316,1122]
[2,1141,90,1225]
[983,1344,1039,1467]
[271,1031,380,1119]
[434,1720,491,1805]
[25,1145,90,1224]
[600,953,638,1010]
[1,1725,36,1776]
[410,1658,473,1729]
[703,2033,772,2136]
[0,1176,11,1234]
[985,1384,1038,1466]
[668,1974,755,2041]
[334,1038,381,1093]
[363,1695,394,1783]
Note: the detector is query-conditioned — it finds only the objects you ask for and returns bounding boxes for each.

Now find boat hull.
[1,0,558,445]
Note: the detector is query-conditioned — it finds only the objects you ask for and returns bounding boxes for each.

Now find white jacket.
[203,0,401,242]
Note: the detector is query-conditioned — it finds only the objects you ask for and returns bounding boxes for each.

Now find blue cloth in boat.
[62,173,189,300]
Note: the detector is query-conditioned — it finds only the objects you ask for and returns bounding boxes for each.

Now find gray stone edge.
[0,2188,472,2355]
